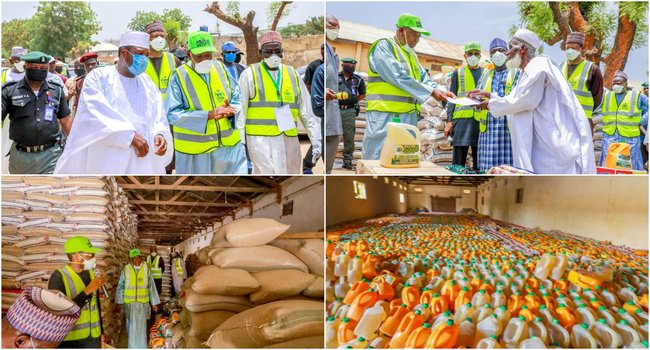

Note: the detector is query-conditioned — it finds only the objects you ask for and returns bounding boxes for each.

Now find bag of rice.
[211,218,290,247]
[263,336,324,348]
[192,266,259,296]
[211,246,308,273]
[301,276,324,298]
[269,239,324,276]
[250,270,316,304]
[206,300,323,348]
[189,310,236,340]
[184,290,253,313]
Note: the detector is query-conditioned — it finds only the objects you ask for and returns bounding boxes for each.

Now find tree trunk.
[271,1,292,31]
[548,2,571,46]
[567,2,602,64]
[603,4,637,89]
[204,1,261,63]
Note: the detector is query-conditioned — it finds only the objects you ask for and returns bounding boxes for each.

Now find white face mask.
[491,52,507,67]
[566,48,580,61]
[466,55,480,68]
[264,54,282,69]
[506,53,522,70]
[150,37,166,51]
[400,30,416,54]
[78,254,96,271]
[14,61,25,73]
[612,84,625,94]
[326,29,339,41]
[193,60,213,74]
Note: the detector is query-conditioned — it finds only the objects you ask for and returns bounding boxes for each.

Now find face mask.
[74,68,86,77]
[491,52,507,67]
[150,37,166,51]
[78,254,97,271]
[264,54,281,69]
[506,52,522,70]
[234,54,242,63]
[466,55,480,68]
[25,68,48,82]
[14,61,25,73]
[123,50,148,76]
[224,52,237,63]
[343,65,355,73]
[326,29,339,41]
[612,84,624,94]
[565,48,580,61]
[193,60,213,74]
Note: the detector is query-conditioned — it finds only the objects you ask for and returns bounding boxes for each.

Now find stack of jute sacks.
[174,218,324,348]
[1,176,138,345]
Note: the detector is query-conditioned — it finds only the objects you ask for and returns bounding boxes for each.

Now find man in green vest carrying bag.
[146,246,164,296]
[48,236,105,348]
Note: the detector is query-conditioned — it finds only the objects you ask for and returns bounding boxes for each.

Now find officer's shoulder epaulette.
[46,78,64,88]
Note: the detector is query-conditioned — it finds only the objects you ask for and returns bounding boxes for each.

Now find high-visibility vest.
[146,255,162,279]
[366,38,421,114]
[245,63,301,137]
[562,60,595,118]
[477,69,518,133]
[146,52,176,100]
[123,264,151,304]
[1,69,7,84]
[172,62,241,154]
[602,90,641,138]
[58,266,101,340]
[453,66,482,121]
[174,258,184,276]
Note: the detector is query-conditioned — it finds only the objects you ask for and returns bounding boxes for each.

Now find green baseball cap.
[64,236,101,254]
[21,51,51,64]
[130,249,141,258]
[396,14,430,36]
[188,31,217,55]
[465,41,481,53]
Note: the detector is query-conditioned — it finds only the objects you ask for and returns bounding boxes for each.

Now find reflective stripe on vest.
[454,66,480,120]
[174,258,184,275]
[146,52,175,100]
[366,38,420,114]
[147,255,162,279]
[1,70,7,84]
[476,69,517,133]
[602,90,641,138]
[172,62,241,154]
[562,60,594,118]
[124,264,150,304]
[58,266,101,340]
[245,63,301,137]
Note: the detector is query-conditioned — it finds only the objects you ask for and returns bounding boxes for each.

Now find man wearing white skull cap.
[54,31,173,174]
[470,29,596,174]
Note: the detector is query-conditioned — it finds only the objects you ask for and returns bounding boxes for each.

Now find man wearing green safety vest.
[445,42,484,170]
[165,30,248,174]
[170,252,186,296]
[599,70,648,171]
[146,246,165,297]
[561,32,604,134]
[48,236,105,348]
[115,249,160,349]
[363,13,453,160]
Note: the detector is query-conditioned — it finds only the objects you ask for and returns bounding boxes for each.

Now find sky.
[327,1,649,82]
[1,0,325,42]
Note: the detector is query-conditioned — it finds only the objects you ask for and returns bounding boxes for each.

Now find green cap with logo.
[64,236,102,254]
[464,41,481,53]
[130,249,141,258]
[396,13,430,36]
[21,51,52,64]
[341,58,357,64]
[188,31,217,55]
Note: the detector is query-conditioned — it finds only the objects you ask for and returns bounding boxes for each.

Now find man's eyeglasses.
[223,51,237,54]
[262,49,283,56]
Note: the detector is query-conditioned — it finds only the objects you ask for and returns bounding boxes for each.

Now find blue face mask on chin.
[123,49,148,76]
[224,52,237,63]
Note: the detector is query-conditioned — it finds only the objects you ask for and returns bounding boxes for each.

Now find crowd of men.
[1,20,322,175]
[325,13,648,174]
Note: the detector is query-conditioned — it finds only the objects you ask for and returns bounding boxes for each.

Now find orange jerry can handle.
[567,269,604,289]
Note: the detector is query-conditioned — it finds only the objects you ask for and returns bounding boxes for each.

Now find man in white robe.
[54,32,173,174]
[471,29,596,174]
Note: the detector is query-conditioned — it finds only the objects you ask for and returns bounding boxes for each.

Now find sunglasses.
[223,51,237,54]
[262,49,284,55]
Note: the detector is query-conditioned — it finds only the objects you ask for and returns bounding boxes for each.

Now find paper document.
[275,105,297,132]
[446,96,482,106]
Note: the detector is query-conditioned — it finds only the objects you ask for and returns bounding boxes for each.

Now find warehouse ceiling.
[115,176,287,245]
[397,176,492,187]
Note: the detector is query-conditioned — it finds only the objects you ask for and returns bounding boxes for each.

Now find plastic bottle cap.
[578,304,586,308]
[558,304,566,308]
[433,293,439,297]
[336,298,343,301]
[485,304,491,308]
[619,319,628,325]
[328,316,335,321]
[343,317,350,322]
[415,310,422,315]
[423,303,429,308]
[599,306,606,310]
[642,340,648,347]
[480,289,486,294]
[392,117,401,123]
[465,317,472,322]
[598,319,606,324]
[618,308,626,314]
[402,303,407,308]
[492,313,498,318]
[451,281,457,285]
[627,301,634,305]
[444,311,451,316]
[358,337,366,341]
[489,335,497,340]
[466,303,472,307]
[552,319,560,324]
[535,316,542,322]
[404,283,410,287]
[346,346,353,349]
[581,323,588,329]
[521,305,527,309]
[519,316,526,321]
[423,323,431,328]
[446,319,454,326]
[462,287,469,292]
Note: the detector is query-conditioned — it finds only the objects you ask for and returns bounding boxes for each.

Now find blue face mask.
[123,50,148,76]
[224,52,237,63]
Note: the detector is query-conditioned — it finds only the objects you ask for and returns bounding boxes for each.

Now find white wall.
[407,185,476,212]
[326,176,408,226]
[477,176,648,248]
[175,177,324,255]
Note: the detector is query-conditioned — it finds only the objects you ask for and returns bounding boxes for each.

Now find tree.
[279,16,323,37]
[514,1,648,88]
[127,10,160,32]
[267,2,293,31]
[2,18,33,58]
[127,8,191,48]
[29,1,101,59]
[204,1,293,64]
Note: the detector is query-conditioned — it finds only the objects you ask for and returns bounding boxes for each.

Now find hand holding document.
[445,96,482,106]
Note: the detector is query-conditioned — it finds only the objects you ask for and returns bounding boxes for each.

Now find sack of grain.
[269,239,324,276]
[211,218,290,248]
[250,270,316,304]
[188,310,236,340]
[263,336,324,348]
[196,247,211,265]
[206,300,323,348]
[192,266,259,296]
[184,290,253,313]
[301,276,324,298]
[211,246,308,273]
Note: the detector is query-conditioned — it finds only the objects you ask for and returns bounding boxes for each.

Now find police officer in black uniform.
[338,58,366,170]
[2,51,72,174]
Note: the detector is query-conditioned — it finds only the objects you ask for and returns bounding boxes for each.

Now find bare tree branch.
[271,1,292,31]
[203,1,261,63]
[548,2,571,49]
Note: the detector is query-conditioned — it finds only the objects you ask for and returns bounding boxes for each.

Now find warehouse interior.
[1,176,324,349]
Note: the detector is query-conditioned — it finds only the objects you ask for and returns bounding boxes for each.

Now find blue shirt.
[311,64,324,118]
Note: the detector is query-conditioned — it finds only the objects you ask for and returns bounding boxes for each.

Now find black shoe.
[343,163,353,170]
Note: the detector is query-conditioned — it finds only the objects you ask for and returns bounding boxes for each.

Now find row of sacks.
[0,176,138,346]
[419,101,454,166]
[173,218,324,348]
